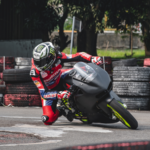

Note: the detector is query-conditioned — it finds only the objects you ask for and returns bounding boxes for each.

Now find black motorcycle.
[61,62,138,129]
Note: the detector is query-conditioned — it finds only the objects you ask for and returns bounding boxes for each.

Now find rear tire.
[108,99,138,129]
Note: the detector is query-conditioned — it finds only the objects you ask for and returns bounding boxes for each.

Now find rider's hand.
[57,90,71,100]
[91,56,102,65]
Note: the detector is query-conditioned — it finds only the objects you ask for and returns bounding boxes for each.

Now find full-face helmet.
[33,42,56,71]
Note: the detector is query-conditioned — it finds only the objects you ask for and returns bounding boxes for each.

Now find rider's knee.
[41,115,52,125]
[41,113,58,125]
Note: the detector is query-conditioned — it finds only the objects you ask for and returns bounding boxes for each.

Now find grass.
[63,48,146,59]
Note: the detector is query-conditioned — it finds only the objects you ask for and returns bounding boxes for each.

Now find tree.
[50,0,114,56]
[107,0,150,56]
[15,0,60,42]
[141,1,150,56]
[66,0,112,56]
[49,2,71,51]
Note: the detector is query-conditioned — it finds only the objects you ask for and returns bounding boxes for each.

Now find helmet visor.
[34,54,55,70]
[34,57,47,69]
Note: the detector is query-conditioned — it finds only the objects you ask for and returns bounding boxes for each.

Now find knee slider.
[41,115,49,123]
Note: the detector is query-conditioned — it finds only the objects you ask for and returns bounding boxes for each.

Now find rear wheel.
[107,99,138,129]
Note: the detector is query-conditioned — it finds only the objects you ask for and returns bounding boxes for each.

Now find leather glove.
[57,90,71,101]
[91,56,102,65]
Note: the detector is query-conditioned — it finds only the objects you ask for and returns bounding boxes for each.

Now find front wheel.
[107,99,138,129]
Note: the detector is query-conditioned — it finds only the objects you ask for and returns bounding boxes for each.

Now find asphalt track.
[0,107,150,150]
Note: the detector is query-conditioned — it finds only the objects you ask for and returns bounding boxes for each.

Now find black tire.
[0,79,3,85]
[113,82,150,96]
[6,82,39,94]
[113,67,150,81]
[101,56,112,65]
[120,97,150,110]
[144,58,150,67]
[62,62,76,69]
[112,58,137,68]
[0,94,3,106]
[15,57,31,66]
[100,64,112,75]
[0,64,14,72]
[3,68,31,82]
[113,66,150,72]
[108,99,138,129]
[0,56,14,64]
[0,72,3,79]
[15,66,31,69]
[0,85,6,94]
[4,94,41,107]
[63,62,76,68]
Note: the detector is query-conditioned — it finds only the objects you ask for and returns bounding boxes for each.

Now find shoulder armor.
[30,68,39,77]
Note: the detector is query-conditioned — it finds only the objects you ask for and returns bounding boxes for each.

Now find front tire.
[107,99,138,129]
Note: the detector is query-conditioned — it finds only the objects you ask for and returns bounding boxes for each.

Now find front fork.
[97,92,127,119]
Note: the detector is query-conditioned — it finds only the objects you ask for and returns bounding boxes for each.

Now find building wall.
[96,33,144,49]
[0,33,144,57]
[51,32,144,50]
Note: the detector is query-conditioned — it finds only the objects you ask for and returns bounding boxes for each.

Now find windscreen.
[73,62,97,83]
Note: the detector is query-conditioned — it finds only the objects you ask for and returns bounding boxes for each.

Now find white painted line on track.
[0,140,61,147]
[0,116,40,119]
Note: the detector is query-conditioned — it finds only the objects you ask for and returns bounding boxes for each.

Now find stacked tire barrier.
[63,62,76,69]
[0,56,149,109]
[112,58,137,68]
[0,56,15,71]
[0,56,15,106]
[57,141,150,150]
[0,56,15,85]
[100,57,112,76]
[0,72,3,85]
[2,59,42,107]
[113,66,150,110]
[15,57,31,69]
[143,58,150,67]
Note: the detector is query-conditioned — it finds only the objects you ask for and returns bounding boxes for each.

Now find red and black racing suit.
[30,52,96,125]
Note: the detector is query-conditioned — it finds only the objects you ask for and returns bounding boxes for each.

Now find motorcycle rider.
[30,42,102,125]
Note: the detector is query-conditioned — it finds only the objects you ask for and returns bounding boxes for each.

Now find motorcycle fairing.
[72,63,111,95]
[70,62,111,113]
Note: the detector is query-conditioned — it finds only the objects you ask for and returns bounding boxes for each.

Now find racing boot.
[57,106,74,122]
[75,112,89,124]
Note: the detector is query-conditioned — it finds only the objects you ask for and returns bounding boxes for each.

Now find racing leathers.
[30,52,102,125]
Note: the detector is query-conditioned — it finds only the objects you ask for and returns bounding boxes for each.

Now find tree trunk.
[41,30,49,42]
[142,2,150,56]
[77,26,97,56]
[77,28,86,52]
[142,22,150,56]
[58,9,70,51]
[130,26,133,55]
